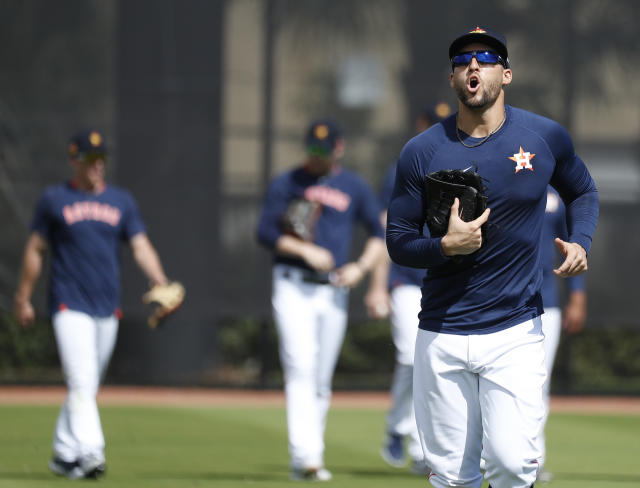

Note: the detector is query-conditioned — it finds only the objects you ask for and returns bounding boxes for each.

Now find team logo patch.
[469,27,487,34]
[509,146,536,173]
[89,131,102,147]
[314,124,329,140]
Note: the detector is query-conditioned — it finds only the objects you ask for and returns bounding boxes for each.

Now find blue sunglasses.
[451,50,507,69]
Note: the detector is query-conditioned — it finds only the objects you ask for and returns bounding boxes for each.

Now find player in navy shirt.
[537,187,586,482]
[386,28,598,488]
[14,130,176,480]
[366,102,452,476]
[256,119,385,481]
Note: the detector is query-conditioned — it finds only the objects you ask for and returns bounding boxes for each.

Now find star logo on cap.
[469,26,487,33]
[89,131,102,147]
[314,124,329,140]
[509,146,536,173]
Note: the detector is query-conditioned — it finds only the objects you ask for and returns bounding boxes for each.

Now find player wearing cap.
[386,27,598,488]
[538,186,587,482]
[14,130,174,479]
[256,119,386,481]
[365,102,451,476]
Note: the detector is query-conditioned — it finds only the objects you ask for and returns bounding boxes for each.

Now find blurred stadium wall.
[0,0,639,389]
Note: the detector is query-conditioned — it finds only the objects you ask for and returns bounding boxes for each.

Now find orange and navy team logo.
[89,131,102,147]
[509,146,535,173]
[314,124,329,140]
[469,27,487,34]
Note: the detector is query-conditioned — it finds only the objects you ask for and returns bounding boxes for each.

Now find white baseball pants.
[52,309,118,464]
[386,284,422,462]
[272,264,348,470]
[414,317,546,488]
[538,308,561,471]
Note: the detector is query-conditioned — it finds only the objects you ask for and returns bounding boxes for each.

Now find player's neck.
[71,177,106,194]
[457,98,506,138]
[304,159,336,177]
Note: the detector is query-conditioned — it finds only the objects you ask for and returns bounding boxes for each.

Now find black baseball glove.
[281,198,322,241]
[424,168,489,244]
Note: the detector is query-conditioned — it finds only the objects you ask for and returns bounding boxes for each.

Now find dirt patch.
[0,386,638,414]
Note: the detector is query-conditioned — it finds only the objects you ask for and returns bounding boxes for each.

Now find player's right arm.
[14,232,47,328]
[364,211,391,318]
[387,139,451,268]
[274,235,335,272]
[257,174,335,272]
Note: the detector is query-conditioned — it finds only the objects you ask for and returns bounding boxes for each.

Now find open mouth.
[468,76,480,92]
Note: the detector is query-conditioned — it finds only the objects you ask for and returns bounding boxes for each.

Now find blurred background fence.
[1,0,639,393]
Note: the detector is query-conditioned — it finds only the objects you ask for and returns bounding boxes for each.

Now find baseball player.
[365,102,452,476]
[256,119,386,481]
[386,26,598,488]
[13,130,175,479]
[537,186,587,482]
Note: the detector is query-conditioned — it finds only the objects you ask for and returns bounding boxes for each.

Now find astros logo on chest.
[63,201,122,226]
[304,185,351,212]
[509,146,535,173]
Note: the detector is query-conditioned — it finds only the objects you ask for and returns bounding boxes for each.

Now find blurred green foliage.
[2,308,640,393]
[0,309,60,382]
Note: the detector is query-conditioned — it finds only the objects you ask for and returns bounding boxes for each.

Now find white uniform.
[256,134,385,476]
[272,264,348,468]
[52,310,118,464]
[386,285,423,462]
[414,318,546,488]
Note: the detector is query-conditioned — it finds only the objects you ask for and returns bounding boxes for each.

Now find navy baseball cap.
[68,129,107,161]
[421,101,452,123]
[449,26,509,67]
[305,119,342,156]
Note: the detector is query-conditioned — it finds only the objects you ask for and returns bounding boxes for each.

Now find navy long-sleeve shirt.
[257,164,384,270]
[386,105,598,334]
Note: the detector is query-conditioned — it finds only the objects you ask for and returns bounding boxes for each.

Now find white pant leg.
[414,318,545,488]
[538,308,561,470]
[52,310,118,462]
[272,266,348,469]
[387,285,422,461]
[479,318,546,488]
[315,283,348,443]
[414,329,484,488]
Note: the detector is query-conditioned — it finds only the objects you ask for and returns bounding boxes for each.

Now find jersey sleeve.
[120,191,146,241]
[355,177,384,239]
[256,177,289,249]
[379,163,397,209]
[553,195,586,293]
[547,124,599,254]
[30,190,54,239]
[386,139,449,268]
[31,189,54,239]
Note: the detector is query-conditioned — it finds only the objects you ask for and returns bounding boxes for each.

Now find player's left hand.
[14,298,35,328]
[553,238,588,277]
[364,287,390,319]
[331,262,366,288]
[562,290,587,334]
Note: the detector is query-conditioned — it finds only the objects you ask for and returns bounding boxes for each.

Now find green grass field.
[0,404,639,487]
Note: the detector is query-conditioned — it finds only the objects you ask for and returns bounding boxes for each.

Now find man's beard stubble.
[454,76,502,110]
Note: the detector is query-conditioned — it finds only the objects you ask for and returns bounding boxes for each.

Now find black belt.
[283,269,331,285]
